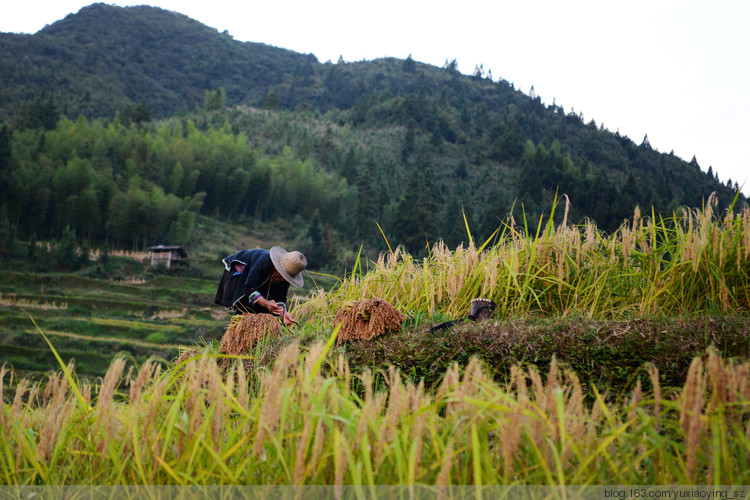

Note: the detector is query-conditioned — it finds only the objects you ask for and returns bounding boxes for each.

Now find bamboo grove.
[0,115,354,251]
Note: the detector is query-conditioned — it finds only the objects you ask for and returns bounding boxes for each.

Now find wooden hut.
[148,245,188,269]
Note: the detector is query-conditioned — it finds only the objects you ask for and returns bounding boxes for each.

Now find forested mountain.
[0,3,745,268]
[0,3,312,119]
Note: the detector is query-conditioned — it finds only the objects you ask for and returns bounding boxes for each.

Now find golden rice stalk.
[128,360,156,405]
[293,418,312,484]
[436,436,455,493]
[96,357,127,458]
[37,393,74,463]
[0,366,9,437]
[220,313,282,355]
[177,349,199,364]
[333,298,406,344]
[252,344,299,458]
[565,369,585,444]
[646,364,661,431]
[680,356,706,479]
[742,205,750,258]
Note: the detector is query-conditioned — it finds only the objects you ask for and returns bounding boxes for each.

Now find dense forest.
[0,3,745,270]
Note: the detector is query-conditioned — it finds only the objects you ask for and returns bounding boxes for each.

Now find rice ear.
[220,313,282,355]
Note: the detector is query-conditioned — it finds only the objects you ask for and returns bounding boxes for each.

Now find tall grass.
[1,345,749,485]
[298,194,750,322]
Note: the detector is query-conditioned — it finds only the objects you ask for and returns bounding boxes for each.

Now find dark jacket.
[214,249,290,313]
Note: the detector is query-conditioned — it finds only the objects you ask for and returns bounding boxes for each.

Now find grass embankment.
[1,197,749,485]
[342,315,750,393]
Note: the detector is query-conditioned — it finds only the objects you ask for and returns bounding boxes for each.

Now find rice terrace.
[2,196,750,491]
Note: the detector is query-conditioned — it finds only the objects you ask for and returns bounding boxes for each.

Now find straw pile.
[333,298,406,344]
[220,313,282,355]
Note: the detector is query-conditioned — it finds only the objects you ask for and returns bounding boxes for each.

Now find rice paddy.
[1,196,749,486]
[1,343,749,485]
[297,194,750,322]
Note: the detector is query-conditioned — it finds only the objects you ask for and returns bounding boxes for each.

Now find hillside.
[0,3,311,119]
[0,2,745,257]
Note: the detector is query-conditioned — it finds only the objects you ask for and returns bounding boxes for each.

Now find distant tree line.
[2,2,745,269]
[0,113,356,267]
[1,73,745,271]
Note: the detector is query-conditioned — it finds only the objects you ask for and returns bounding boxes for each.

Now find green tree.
[167,161,184,195]
[355,156,380,239]
[444,58,459,75]
[299,210,327,267]
[78,186,101,243]
[27,187,50,235]
[443,197,469,249]
[319,127,335,167]
[402,54,416,73]
[53,226,79,270]
[170,210,196,245]
[245,157,273,219]
[0,124,11,172]
[122,99,151,128]
[97,239,110,273]
[15,94,59,130]
[401,121,416,163]
[614,172,639,221]
[225,168,250,217]
[391,148,442,254]
[498,116,525,162]
[590,169,618,230]
[454,158,469,180]
[519,140,542,203]
[263,91,280,110]
[77,240,90,269]
[204,87,227,111]
[0,208,15,260]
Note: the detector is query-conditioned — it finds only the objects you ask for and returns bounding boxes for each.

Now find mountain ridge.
[1,3,314,119]
[0,3,744,251]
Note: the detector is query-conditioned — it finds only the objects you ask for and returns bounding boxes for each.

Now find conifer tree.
[402,54,416,73]
[391,148,442,254]
[354,155,380,240]
[54,226,79,270]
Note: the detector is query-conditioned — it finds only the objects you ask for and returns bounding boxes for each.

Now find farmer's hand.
[282,311,295,326]
[261,298,284,316]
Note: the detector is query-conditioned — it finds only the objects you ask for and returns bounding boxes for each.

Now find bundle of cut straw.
[333,298,405,344]
[220,313,282,355]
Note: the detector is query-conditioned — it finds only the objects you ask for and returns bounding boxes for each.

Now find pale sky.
[2,0,748,195]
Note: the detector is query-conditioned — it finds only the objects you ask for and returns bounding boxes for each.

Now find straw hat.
[269,246,307,288]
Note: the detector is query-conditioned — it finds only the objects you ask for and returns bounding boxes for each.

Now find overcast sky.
[2,0,748,195]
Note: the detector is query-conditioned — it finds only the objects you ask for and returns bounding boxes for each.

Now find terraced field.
[0,270,229,377]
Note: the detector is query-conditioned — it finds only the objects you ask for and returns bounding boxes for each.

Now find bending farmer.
[214,246,307,325]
